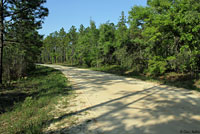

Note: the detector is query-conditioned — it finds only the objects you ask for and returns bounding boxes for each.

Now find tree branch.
[4,7,31,18]
[4,39,21,44]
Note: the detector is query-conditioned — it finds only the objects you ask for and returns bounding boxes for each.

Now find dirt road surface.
[42,64,200,134]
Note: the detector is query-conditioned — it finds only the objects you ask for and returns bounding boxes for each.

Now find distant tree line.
[41,0,200,76]
[1,0,48,83]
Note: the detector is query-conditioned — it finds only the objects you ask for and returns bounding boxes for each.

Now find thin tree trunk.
[71,47,74,65]
[0,0,4,84]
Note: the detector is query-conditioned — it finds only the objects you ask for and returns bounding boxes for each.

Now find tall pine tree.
[0,0,48,84]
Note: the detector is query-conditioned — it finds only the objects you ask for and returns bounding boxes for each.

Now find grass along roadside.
[0,65,74,134]
[55,63,200,91]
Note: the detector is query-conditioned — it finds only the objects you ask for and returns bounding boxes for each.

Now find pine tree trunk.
[0,0,4,84]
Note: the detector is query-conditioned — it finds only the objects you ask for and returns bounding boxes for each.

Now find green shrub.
[148,56,167,76]
[0,66,72,134]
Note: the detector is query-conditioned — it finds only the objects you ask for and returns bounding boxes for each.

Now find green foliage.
[0,66,72,134]
[147,56,167,76]
[41,0,200,76]
[2,0,48,83]
[22,97,34,108]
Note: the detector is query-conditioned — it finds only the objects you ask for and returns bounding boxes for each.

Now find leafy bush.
[148,56,167,76]
[167,46,199,73]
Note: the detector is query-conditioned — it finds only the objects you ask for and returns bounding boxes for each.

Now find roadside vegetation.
[0,65,73,134]
[1,0,48,84]
[40,0,200,91]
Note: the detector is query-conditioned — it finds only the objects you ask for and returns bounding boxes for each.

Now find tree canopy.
[1,0,48,83]
[41,0,200,76]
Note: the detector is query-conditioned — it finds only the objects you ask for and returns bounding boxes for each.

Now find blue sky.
[38,0,147,36]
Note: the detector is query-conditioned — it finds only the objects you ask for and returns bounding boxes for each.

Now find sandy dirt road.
[42,64,200,134]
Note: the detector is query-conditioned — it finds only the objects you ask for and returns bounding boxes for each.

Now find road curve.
[42,64,200,134]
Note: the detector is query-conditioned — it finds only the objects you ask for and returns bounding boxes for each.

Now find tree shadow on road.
[45,85,200,134]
